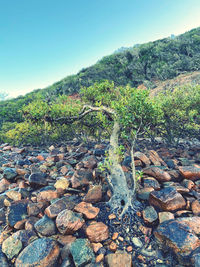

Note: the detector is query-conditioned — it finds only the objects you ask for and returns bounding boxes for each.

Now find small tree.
[45,81,160,215]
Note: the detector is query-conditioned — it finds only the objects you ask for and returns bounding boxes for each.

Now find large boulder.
[15,238,60,267]
[154,220,200,259]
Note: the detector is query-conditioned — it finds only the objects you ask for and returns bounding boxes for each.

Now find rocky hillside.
[149,70,200,96]
[0,140,200,266]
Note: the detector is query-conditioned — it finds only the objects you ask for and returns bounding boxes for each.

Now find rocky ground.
[0,140,200,267]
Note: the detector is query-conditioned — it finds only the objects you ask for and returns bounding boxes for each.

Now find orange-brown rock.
[194,163,200,168]
[57,153,64,160]
[127,246,133,252]
[12,147,25,154]
[92,242,103,253]
[16,169,28,176]
[122,165,129,172]
[18,181,26,189]
[60,165,70,176]
[148,150,167,166]
[177,217,200,234]
[96,254,104,263]
[46,155,60,163]
[143,167,171,182]
[175,185,190,194]
[118,236,124,242]
[37,155,45,161]
[109,241,117,252]
[74,202,100,219]
[105,252,132,267]
[175,210,192,217]
[37,190,59,202]
[179,166,200,181]
[112,232,119,240]
[158,212,174,223]
[14,219,27,230]
[54,178,70,190]
[86,222,109,242]
[149,187,186,211]
[158,148,174,158]
[56,235,76,246]
[56,209,85,235]
[134,151,151,166]
[108,214,116,220]
[0,179,10,193]
[82,156,97,169]
[6,190,22,201]
[84,185,102,203]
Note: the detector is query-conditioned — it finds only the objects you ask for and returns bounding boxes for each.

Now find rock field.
[0,140,200,266]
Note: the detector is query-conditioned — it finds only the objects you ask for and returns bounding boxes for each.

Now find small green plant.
[135,170,144,182]
[97,150,113,172]
[115,144,125,162]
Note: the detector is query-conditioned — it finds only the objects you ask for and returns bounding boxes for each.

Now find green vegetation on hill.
[44,26,200,96]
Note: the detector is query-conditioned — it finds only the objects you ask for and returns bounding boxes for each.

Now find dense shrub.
[157,85,200,144]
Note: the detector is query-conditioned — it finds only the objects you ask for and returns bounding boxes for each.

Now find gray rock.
[29,173,48,187]
[7,201,28,227]
[142,206,158,224]
[2,236,22,259]
[3,168,17,180]
[143,177,160,190]
[34,215,56,236]
[12,230,37,247]
[70,238,95,267]
[15,238,60,267]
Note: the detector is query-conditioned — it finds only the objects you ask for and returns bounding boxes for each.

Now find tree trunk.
[107,119,135,217]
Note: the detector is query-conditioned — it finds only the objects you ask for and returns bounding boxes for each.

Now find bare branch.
[45,105,116,124]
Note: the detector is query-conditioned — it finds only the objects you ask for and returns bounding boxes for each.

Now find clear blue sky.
[0,0,200,98]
